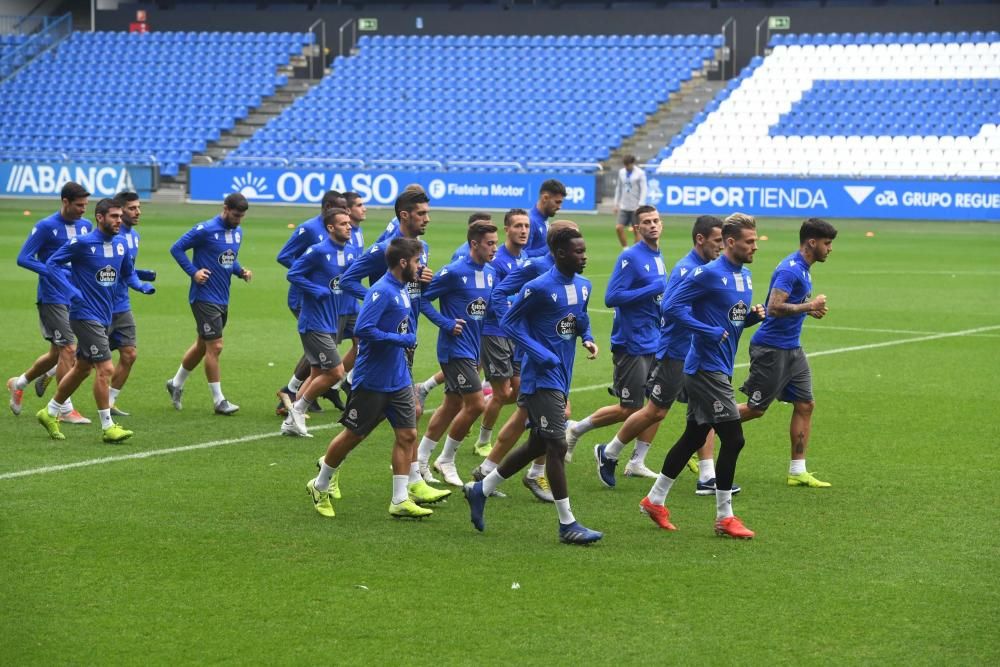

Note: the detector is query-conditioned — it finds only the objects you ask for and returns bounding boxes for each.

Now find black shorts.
[646,357,686,409]
[684,371,739,426]
[38,303,76,347]
[613,350,654,409]
[71,319,112,363]
[740,344,814,410]
[192,301,228,340]
[109,310,137,350]
[442,358,482,395]
[481,335,520,380]
[300,331,342,370]
[516,389,567,439]
[336,313,358,345]
[340,387,417,437]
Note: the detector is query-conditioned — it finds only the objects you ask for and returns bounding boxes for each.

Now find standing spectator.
[613,155,648,248]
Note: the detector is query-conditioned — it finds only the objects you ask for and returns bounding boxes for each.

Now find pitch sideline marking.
[2,323,997,482]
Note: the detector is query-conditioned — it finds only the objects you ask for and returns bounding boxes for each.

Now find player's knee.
[547,437,568,459]
[327,365,344,385]
[206,339,224,355]
[794,400,815,417]
[396,429,417,448]
[467,392,486,414]
[119,347,137,367]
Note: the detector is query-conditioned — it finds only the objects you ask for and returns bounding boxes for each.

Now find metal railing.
[720,17,736,80]
[307,18,326,80]
[217,155,604,174]
[338,18,356,58]
[0,13,71,82]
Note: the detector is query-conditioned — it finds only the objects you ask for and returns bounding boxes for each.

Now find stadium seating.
[655,31,1000,179]
[0,30,313,176]
[223,33,723,172]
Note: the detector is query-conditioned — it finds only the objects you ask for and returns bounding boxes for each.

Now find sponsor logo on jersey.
[728,300,748,324]
[219,249,236,269]
[96,265,117,286]
[556,313,577,340]
[466,296,487,320]
[397,318,409,334]
[329,276,342,293]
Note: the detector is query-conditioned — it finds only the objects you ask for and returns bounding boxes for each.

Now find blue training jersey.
[752,251,814,350]
[664,254,762,376]
[501,266,594,395]
[337,223,365,317]
[658,249,711,361]
[111,223,155,314]
[482,243,526,338]
[286,238,354,335]
[16,211,92,305]
[375,217,400,243]
[488,252,553,329]
[276,214,326,312]
[170,216,244,306]
[352,272,418,393]
[423,256,497,363]
[451,241,470,262]
[45,230,139,326]
[605,241,667,356]
[523,205,549,258]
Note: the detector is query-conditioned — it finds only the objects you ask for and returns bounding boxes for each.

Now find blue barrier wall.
[189,166,597,212]
[0,162,155,199]
[647,175,1000,221]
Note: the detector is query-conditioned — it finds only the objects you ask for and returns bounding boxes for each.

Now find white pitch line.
[3,323,997,482]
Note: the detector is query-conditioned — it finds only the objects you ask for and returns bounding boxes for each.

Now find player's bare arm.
[766,288,826,318]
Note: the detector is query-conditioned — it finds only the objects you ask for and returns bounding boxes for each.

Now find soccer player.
[639,213,765,539]
[106,191,157,416]
[565,205,667,474]
[613,154,648,248]
[166,193,252,415]
[738,218,837,488]
[375,183,425,243]
[275,190,344,414]
[523,179,566,258]
[416,221,499,486]
[592,215,728,490]
[464,225,603,545]
[282,208,356,437]
[306,238,449,519]
[9,182,93,424]
[35,198,154,443]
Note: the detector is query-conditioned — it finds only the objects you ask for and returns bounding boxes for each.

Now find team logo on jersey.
[96,265,117,286]
[116,243,124,256]
[397,318,409,334]
[329,276,342,293]
[53,329,62,341]
[654,292,664,303]
[556,313,577,340]
[235,232,241,244]
[728,300,748,325]
[581,286,589,302]
[218,249,236,269]
[466,297,487,320]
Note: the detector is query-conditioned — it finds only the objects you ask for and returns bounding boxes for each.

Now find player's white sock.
[481,459,497,475]
[789,459,807,475]
[647,473,675,505]
[698,458,716,483]
[408,462,422,485]
[482,469,507,496]
[417,436,437,465]
[47,398,64,417]
[98,409,113,429]
[315,460,336,491]
[716,489,734,519]
[632,440,651,463]
[477,425,493,445]
[45,366,57,378]
[292,398,308,413]
[208,382,225,404]
[555,498,576,525]
[391,475,409,505]
[421,376,439,392]
[332,378,343,390]
[571,416,594,436]
[60,398,74,415]
[439,436,461,463]
[526,462,545,479]
[109,387,121,405]
[604,436,626,460]
[288,376,303,393]
[346,368,354,384]
[172,365,190,388]
[14,374,29,390]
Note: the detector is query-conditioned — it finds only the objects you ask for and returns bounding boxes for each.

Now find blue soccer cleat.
[558,520,604,545]
[464,481,488,532]
[594,443,618,488]
[695,478,742,496]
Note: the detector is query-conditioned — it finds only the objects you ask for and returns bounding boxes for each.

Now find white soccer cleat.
[564,419,580,462]
[281,415,311,438]
[289,407,308,436]
[418,462,440,484]
[624,460,659,479]
[433,458,464,487]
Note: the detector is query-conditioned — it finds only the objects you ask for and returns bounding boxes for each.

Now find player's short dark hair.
[468,212,492,226]
[343,191,362,208]
[722,212,756,241]
[394,189,429,218]
[539,179,567,197]
[467,221,498,244]
[504,208,528,227]
[60,181,89,202]
[224,193,249,212]
[623,154,637,166]
[113,191,139,208]
[94,198,119,218]
[321,190,342,210]
[800,218,838,243]
[322,207,351,228]
[386,237,423,268]
[692,215,724,243]
[548,225,583,254]
[635,205,657,222]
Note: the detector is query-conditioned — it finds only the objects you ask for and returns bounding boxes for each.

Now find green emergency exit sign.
[358,18,378,31]
[768,16,791,30]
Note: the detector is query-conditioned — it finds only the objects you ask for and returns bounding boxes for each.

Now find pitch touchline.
[2,323,997,482]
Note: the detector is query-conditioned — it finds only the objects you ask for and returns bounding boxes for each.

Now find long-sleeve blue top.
[276,214,326,312]
[170,216,244,305]
[111,223,155,315]
[352,272,418,393]
[286,238,351,335]
[488,252,553,330]
[605,241,667,356]
[657,249,710,361]
[16,211,92,305]
[481,243,526,338]
[523,205,549,258]
[422,256,497,363]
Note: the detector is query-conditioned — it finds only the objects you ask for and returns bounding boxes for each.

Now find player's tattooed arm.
[766,289,827,318]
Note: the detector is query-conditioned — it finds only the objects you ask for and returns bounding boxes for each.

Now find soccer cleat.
[433,458,464,487]
[624,460,658,479]
[473,442,493,457]
[280,416,313,438]
[463,481,488,531]
[787,471,831,488]
[418,462,440,484]
[558,520,603,545]
[470,465,507,498]
[275,386,294,416]
[389,498,433,518]
[482,381,493,398]
[695,478,742,496]
[109,404,130,417]
[7,377,23,416]
[36,407,65,440]
[306,479,335,517]
[315,457,341,499]
[715,515,755,539]
[564,420,580,462]
[594,444,618,488]
[321,386,345,411]
[214,399,239,415]
[408,480,452,505]
[102,423,134,443]
[416,384,431,412]
[34,372,53,398]
[165,379,183,411]
[59,409,91,425]
[289,407,308,436]
[686,454,700,475]
[639,497,677,530]
[522,475,554,503]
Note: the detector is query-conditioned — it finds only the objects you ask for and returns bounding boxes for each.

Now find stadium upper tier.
[655,31,1000,179]
[0,30,313,176]
[223,33,723,172]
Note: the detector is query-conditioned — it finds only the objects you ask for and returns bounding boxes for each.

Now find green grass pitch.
[1,197,998,664]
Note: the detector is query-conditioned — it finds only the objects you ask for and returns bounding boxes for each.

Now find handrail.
[0,13,72,83]
[526,161,603,172]
[447,160,524,171]
[337,19,354,58]
[223,156,289,166]
[754,17,769,58]
[720,17,736,80]
[307,18,325,80]
[293,157,366,168]
[369,158,445,169]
